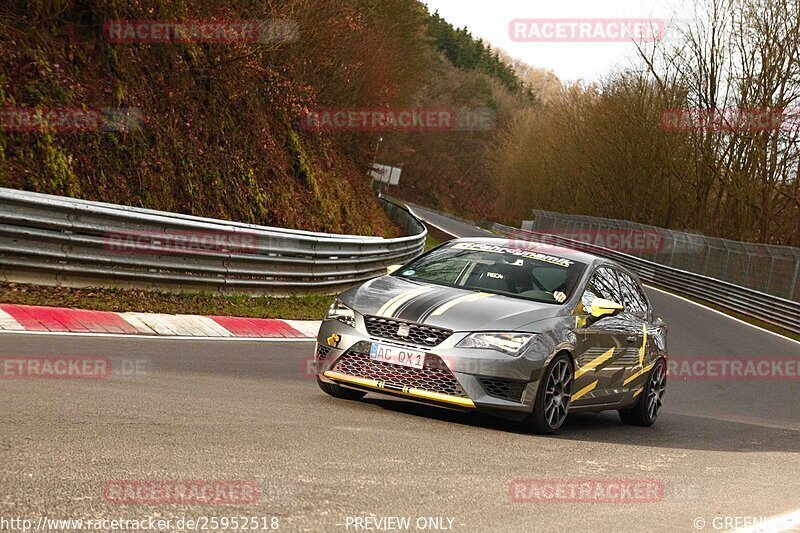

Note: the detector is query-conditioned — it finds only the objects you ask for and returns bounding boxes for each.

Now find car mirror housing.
[586,298,624,319]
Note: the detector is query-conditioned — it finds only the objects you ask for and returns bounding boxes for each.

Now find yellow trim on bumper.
[323,371,476,409]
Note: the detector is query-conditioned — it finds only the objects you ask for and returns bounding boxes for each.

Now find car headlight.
[325,300,356,328]
[457,332,536,356]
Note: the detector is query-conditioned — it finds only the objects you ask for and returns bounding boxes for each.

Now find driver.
[551,265,582,304]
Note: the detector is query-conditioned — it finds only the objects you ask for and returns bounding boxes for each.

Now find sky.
[422,0,691,83]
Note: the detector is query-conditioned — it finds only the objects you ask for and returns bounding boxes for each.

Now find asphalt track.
[1,205,799,532]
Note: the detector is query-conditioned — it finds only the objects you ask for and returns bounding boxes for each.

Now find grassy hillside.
[0,1,536,232]
[0,1,421,236]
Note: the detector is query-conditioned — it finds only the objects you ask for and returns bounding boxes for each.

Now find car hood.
[338,275,564,332]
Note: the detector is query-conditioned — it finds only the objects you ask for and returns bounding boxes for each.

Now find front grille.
[478,377,527,403]
[364,315,453,347]
[334,342,468,398]
[316,344,332,361]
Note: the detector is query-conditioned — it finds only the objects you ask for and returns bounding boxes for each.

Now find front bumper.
[315,316,552,421]
[323,370,476,409]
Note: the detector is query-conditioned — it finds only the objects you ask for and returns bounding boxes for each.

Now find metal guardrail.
[484,222,800,335]
[0,188,427,294]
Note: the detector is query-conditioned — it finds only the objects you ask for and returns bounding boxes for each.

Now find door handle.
[626,335,639,343]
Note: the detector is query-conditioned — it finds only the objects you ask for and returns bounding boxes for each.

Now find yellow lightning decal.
[632,387,644,398]
[377,286,433,317]
[573,301,588,330]
[572,380,598,401]
[623,363,655,386]
[639,323,648,367]
[623,324,651,386]
[574,347,615,379]
[430,292,494,317]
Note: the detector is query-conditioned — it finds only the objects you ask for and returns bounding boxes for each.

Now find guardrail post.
[668,237,677,267]
[701,237,712,276]
[764,252,775,295]
[721,244,730,280]
[742,253,752,288]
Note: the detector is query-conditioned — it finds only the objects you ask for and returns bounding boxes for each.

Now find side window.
[617,271,650,318]
[582,266,623,310]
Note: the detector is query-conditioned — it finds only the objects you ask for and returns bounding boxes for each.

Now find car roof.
[448,236,610,267]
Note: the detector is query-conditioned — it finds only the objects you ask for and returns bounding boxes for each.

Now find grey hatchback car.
[314,238,668,434]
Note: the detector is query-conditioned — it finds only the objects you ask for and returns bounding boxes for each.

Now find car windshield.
[396,241,587,304]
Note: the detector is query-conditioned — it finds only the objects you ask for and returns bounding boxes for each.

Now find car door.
[572,265,629,406]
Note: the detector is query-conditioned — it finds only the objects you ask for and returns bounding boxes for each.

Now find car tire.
[523,352,574,435]
[619,358,667,427]
[317,378,367,400]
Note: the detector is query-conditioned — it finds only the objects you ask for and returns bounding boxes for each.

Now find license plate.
[370,343,426,369]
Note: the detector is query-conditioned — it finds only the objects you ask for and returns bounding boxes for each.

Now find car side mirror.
[585,298,624,320]
[386,264,402,275]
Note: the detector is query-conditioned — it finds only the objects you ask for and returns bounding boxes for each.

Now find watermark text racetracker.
[509,18,693,42]
[299,108,496,132]
[662,107,800,132]
[507,228,664,255]
[0,356,150,379]
[105,230,262,256]
[0,107,142,133]
[103,19,298,43]
[509,479,702,502]
[669,356,800,381]
[104,480,260,505]
[508,479,664,503]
